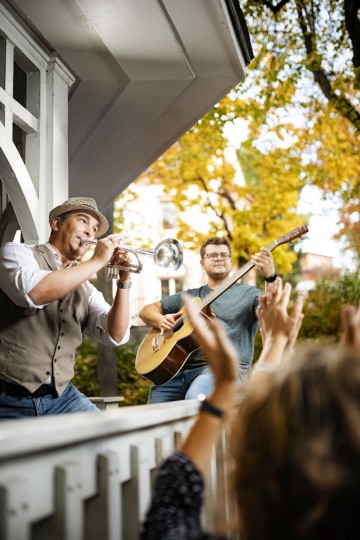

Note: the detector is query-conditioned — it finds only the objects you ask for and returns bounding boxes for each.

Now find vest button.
[46,371,51,375]
[57,346,61,350]
[54,359,57,363]
[61,332,65,336]
[59,309,64,313]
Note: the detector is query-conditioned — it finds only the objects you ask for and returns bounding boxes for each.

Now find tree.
[116,0,359,269]
[242,0,359,130]
[237,0,360,258]
[124,95,305,275]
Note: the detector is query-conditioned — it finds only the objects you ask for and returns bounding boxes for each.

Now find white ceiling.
[7,0,253,213]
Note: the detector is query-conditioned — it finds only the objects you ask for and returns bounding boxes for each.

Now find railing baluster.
[0,478,30,540]
[0,401,230,539]
[85,452,121,540]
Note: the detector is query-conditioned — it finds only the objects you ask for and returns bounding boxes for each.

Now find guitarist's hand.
[159,312,182,335]
[251,247,275,278]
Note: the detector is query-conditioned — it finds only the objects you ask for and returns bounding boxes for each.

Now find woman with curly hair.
[141,279,360,540]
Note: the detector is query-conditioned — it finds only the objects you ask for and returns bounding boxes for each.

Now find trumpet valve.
[107,266,120,279]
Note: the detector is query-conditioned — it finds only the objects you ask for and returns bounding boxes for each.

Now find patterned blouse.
[140,451,220,540]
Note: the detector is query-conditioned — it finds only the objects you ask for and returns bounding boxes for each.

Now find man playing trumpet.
[0,197,131,418]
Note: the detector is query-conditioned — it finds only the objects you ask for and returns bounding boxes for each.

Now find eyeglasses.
[203,252,231,260]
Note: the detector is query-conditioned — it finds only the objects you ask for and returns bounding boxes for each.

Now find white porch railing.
[0,400,232,540]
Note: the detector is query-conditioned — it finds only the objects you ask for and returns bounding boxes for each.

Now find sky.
[223,120,356,271]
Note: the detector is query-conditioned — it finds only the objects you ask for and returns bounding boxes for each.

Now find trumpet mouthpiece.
[80,238,97,245]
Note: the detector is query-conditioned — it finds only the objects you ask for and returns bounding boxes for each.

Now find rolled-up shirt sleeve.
[0,242,130,346]
[0,242,52,308]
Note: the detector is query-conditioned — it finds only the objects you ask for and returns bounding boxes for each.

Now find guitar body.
[136,298,206,385]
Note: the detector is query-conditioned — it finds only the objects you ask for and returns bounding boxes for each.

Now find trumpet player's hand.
[159,312,182,335]
[91,234,128,266]
[110,247,132,282]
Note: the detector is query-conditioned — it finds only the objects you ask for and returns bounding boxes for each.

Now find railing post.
[0,478,30,540]
[123,443,152,540]
[85,452,121,540]
[53,462,83,540]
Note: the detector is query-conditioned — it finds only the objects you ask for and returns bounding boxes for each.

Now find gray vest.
[0,244,90,395]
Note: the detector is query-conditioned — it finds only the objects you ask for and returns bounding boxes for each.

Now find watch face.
[117,280,132,289]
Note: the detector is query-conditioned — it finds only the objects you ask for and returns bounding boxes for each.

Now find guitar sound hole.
[173,320,184,333]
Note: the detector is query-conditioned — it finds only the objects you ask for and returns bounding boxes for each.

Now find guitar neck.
[198,239,279,311]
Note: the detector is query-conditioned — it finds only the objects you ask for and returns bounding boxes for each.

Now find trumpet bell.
[154,238,183,271]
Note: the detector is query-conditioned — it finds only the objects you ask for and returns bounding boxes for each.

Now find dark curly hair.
[231,344,360,540]
[200,237,231,259]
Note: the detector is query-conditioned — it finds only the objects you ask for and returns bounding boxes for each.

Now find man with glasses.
[139,237,277,403]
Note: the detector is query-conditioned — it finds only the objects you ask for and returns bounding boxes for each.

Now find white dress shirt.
[0,242,130,346]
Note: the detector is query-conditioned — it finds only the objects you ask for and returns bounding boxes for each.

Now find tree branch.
[181,175,234,240]
[218,187,237,210]
[262,0,292,14]
[295,0,360,132]
[344,0,360,87]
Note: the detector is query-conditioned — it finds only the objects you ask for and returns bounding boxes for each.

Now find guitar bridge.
[152,335,161,352]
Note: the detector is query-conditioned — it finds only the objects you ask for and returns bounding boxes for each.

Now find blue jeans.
[0,382,99,419]
[148,366,214,403]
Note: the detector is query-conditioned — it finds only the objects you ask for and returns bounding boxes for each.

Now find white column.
[40,54,75,242]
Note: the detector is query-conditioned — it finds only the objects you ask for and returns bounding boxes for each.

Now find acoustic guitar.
[135,224,309,385]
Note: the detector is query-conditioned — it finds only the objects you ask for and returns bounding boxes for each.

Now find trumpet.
[80,237,183,277]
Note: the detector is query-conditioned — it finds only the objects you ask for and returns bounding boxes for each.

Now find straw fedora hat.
[49,197,109,238]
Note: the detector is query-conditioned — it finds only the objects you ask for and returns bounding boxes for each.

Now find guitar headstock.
[276,224,309,246]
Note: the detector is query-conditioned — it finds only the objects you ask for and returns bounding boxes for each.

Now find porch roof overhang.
[6,0,253,213]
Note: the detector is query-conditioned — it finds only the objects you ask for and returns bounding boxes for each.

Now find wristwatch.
[116,279,132,289]
[264,272,277,283]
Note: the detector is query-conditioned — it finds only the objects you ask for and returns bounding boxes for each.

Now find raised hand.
[178,294,239,477]
[257,279,303,346]
[254,278,304,374]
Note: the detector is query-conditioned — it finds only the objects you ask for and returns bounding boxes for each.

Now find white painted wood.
[4,40,14,137]
[53,462,83,540]
[0,88,39,134]
[0,3,75,244]
[0,122,39,243]
[5,0,252,213]
[0,401,231,540]
[0,478,30,540]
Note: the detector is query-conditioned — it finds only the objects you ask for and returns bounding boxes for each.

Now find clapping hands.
[254,278,304,375]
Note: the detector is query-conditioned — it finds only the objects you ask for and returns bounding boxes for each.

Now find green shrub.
[72,341,100,396]
[253,271,360,362]
[300,272,360,342]
[72,340,151,406]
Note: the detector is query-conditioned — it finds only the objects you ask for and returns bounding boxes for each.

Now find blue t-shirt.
[160,283,261,377]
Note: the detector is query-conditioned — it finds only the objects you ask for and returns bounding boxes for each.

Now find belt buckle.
[30,385,49,398]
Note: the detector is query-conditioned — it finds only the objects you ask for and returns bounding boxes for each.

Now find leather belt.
[0,380,57,398]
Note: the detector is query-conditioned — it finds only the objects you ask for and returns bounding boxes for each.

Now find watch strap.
[199,399,224,419]
[116,279,132,289]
